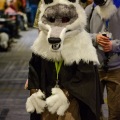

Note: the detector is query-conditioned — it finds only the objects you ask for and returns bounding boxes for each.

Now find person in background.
[4,0,17,20]
[15,0,27,13]
[4,0,21,38]
[86,0,93,6]
[33,0,41,29]
[0,0,6,11]
[85,0,120,119]
[16,0,28,30]
[28,0,40,27]
[80,0,93,8]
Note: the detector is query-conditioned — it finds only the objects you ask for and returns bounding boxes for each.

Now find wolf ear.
[68,0,76,2]
[43,0,53,4]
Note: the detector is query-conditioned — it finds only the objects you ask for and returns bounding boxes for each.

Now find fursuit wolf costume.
[26,0,102,120]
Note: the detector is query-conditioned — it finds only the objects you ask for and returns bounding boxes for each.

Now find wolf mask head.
[32,0,99,65]
[95,0,120,20]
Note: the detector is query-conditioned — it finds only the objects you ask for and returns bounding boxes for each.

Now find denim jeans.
[29,5,38,26]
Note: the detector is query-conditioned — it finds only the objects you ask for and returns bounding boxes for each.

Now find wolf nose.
[48,37,61,44]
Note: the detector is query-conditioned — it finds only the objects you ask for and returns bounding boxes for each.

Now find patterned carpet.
[0,29,37,120]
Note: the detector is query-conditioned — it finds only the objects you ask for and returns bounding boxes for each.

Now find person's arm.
[111,39,120,53]
[95,34,120,53]
[28,53,41,90]
[26,53,46,118]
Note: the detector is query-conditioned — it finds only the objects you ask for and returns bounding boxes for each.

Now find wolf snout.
[48,37,61,44]
[48,37,61,50]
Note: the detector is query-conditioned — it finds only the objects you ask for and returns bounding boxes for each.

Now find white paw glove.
[46,88,70,116]
[26,90,46,114]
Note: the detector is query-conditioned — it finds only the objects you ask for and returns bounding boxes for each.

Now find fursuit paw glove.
[46,88,70,116]
[26,90,46,114]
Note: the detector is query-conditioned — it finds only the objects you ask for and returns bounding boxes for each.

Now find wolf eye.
[48,17,55,23]
[62,17,70,23]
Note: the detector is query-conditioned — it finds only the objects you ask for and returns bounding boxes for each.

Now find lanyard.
[55,61,63,81]
[105,20,109,31]
[55,61,63,87]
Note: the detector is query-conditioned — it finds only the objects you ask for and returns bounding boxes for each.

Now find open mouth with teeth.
[52,43,61,50]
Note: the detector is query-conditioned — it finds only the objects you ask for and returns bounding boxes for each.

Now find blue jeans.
[29,5,38,26]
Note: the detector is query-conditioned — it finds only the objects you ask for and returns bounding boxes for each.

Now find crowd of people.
[0,0,39,50]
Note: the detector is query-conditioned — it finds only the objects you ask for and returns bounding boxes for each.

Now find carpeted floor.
[0,29,38,120]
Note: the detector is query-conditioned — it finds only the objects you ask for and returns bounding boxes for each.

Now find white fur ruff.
[95,0,117,20]
[46,88,70,116]
[32,29,99,65]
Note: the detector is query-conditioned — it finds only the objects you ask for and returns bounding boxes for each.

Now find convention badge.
[98,32,104,51]
[107,32,112,40]
[55,80,60,88]
[54,61,63,88]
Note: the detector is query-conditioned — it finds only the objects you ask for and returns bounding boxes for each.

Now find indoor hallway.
[0,28,38,120]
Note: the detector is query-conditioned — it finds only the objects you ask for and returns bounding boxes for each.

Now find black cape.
[28,53,103,120]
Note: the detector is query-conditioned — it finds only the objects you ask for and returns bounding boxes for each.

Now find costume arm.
[28,53,41,90]
[64,61,99,99]
[26,54,46,115]
[62,61,102,116]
